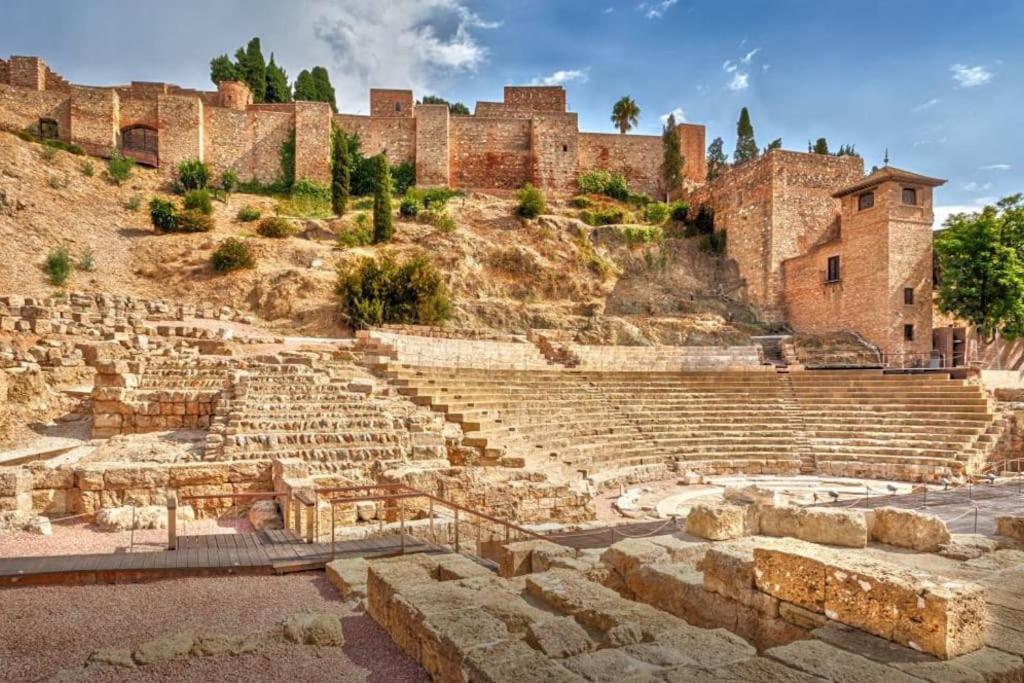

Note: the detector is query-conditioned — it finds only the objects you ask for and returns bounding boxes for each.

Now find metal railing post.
[429,498,435,543]
[167,494,177,550]
[400,501,406,554]
[129,504,137,553]
[454,508,460,553]
[331,503,336,560]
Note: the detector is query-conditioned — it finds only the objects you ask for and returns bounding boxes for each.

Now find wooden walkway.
[0,530,436,588]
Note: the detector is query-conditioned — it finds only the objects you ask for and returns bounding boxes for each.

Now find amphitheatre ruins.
[0,50,1023,683]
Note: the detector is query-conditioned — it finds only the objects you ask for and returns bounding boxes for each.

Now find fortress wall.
[578,132,662,196]
[204,106,250,179]
[449,116,532,189]
[677,123,707,182]
[370,116,416,164]
[414,104,449,186]
[249,109,293,184]
[370,89,414,118]
[503,85,566,112]
[156,94,204,175]
[0,84,71,140]
[68,86,119,155]
[293,101,332,184]
[531,112,579,192]
[333,113,371,144]
[0,59,8,85]
[8,56,45,90]
[118,98,159,130]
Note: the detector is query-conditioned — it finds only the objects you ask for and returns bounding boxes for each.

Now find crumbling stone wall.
[69,85,119,155]
[531,113,579,193]
[156,94,203,172]
[293,101,332,183]
[0,84,71,139]
[503,85,566,112]
[414,104,449,186]
[449,116,532,189]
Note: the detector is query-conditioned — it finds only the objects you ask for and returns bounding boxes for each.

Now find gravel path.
[0,517,253,558]
[0,573,428,682]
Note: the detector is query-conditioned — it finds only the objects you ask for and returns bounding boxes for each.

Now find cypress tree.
[812,137,830,155]
[235,38,266,103]
[371,155,393,243]
[706,137,729,181]
[264,54,291,103]
[293,70,316,102]
[332,127,351,216]
[209,54,237,85]
[733,107,759,164]
[661,113,684,199]
[310,66,337,112]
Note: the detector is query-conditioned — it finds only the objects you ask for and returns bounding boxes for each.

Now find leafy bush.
[352,196,374,211]
[48,173,69,189]
[148,197,177,232]
[515,183,546,219]
[573,234,615,280]
[277,180,332,219]
[619,225,664,247]
[220,169,238,194]
[176,159,210,191]
[257,216,294,238]
[41,145,58,163]
[399,196,420,218]
[125,194,142,212]
[643,202,670,225]
[44,247,73,286]
[236,205,261,222]
[106,151,135,186]
[211,238,255,272]
[77,247,96,272]
[176,209,214,233]
[577,170,630,201]
[80,160,94,177]
[336,221,372,248]
[391,161,416,196]
[335,254,451,328]
[570,195,591,209]
[40,139,84,156]
[669,201,689,222]
[183,189,213,215]
[421,207,456,233]
[580,206,629,226]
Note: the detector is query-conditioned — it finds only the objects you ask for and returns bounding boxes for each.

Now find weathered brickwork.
[414,104,449,186]
[449,117,532,189]
[156,94,204,171]
[370,88,414,118]
[68,85,119,155]
[293,101,333,183]
[0,83,71,140]
[503,85,567,112]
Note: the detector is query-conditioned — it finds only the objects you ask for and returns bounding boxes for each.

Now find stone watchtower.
[217,81,252,110]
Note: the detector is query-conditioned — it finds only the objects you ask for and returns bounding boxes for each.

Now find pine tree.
[661,114,684,198]
[765,138,782,152]
[706,137,729,181]
[812,137,830,155]
[264,54,291,104]
[310,66,337,112]
[210,54,237,85]
[331,127,351,216]
[834,144,860,158]
[733,107,758,164]
[293,70,316,102]
[371,155,394,243]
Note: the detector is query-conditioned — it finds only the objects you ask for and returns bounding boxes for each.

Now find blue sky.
[1,0,1020,222]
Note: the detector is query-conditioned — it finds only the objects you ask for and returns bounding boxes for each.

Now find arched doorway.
[120,125,158,166]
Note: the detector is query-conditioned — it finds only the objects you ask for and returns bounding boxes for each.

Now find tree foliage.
[331,126,351,216]
[293,67,337,111]
[611,96,640,134]
[810,137,830,154]
[733,107,758,164]
[661,114,684,197]
[706,137,729,181]
[764,138,782,152]
[419,95,470,115]
[371,154,394,243]
[335,254,451,328]
[264,54,291,103]
[235,38,267,103]
[209,55,237,85]
[834,144,860,157]
[935,195,1024,341]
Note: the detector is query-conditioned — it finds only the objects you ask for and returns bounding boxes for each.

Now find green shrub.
[515,183,546,219]
[176,159,209,191]
[183,189,213,215]
[570,195,591,209]
[277,180,332,219]
[669,201,689,222]
[77,247,96,272]
[176,209,214,233]
[405,187,459,208]
[604,174,630,201]
[40,139,84,156]
[619,225,664,247]
[336,221,372,248]
[257,216,294,238]
[683,205,715,237]
[48,173,69,190]
[211,238,255,272]
[422,207,456,233]
[236,205,261,222]
[643,202,670,225]
[80,160,94,177]
[371,155,394,243]
[399,196,420,218]
[44,247,73,285]
[577,170,630,201]
[580,206,629,226]
[148,197,177,232]
[699,230,727,255]
[106,151,135,185]
[335,253,450,328]
[351,196,373,211]
[220,169,238,194]
[573,234,615,280]
[41,145,58,163]
[391,161,416,196]
[125,194,142,212]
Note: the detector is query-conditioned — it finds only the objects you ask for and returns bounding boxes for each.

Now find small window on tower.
[562,144,568,152]
[904,287,914,305]
[904,324,915,342]
[902,187,918,205]
[394,102,402,112]
[826,255,841,283]
[858,192,875,211]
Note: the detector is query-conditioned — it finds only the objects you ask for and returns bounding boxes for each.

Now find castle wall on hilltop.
[0,56,705,194]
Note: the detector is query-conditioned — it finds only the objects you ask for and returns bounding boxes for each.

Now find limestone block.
[326,558,369,599]
[0,468,31,496]
[497,539,572,578]
[247,500,283,531]
[525,616,594,659]
[434,553,493,581]
[562,648,658,680]
[724,484,780,507]
[996,516,1024,541]
[940,534,998,560]
[601,538,669,579]
[869,506,951,552]
[686,503,748,541]
[797,507,868,548]
[766,640,921,683]
[462,639,585,683]
[94,504,194,531]
[753,542,831,612]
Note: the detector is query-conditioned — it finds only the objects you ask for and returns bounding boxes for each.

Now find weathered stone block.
[686,503,749,541]
[996,516,1024,541]
[869,507,951,552]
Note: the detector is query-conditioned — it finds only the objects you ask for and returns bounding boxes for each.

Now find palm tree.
[611,96,640,134]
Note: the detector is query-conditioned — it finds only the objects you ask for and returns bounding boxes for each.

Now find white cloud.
[640,0,678,19]
[950,63,993,87]
[603,6,614,13]
[312,0,498,111]
[912,137,948,147]
[722,60,737,73]
[659,107,687,125]
[532,69,589,86]
[912,97,940,113]
[962,181,992,192]
[762,64,771,71]
[741,48,760,64]
[728,72,749,91]
[933,198,996,229]
[979,163,1012,171]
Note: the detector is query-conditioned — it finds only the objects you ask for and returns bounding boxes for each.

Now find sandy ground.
[0,573,429,682]
[0,517,253,558]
